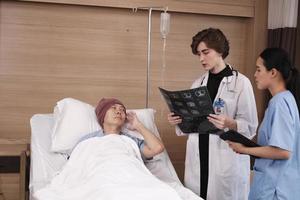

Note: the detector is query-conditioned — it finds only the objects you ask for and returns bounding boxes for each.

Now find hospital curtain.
[268,0,298,65]
[296,1,300,69]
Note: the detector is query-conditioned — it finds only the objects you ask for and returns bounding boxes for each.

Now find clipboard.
[219,130,260,147]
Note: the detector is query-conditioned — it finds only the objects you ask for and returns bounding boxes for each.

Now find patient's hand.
[127,112,164,157]
[167,112,182,125]
[126,112,142,131]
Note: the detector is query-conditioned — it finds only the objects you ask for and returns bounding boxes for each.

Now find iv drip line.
[161,38,167,89]
[159,10,170,117]
[132,6,170,109]
[160,10,170,89]
[159,37,167,118]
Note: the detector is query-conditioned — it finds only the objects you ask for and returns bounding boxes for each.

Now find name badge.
[213,98,225,114]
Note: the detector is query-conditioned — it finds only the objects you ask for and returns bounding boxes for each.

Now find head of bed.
[28,98,201,200]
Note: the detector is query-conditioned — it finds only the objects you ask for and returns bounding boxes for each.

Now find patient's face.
[104,104,126,128]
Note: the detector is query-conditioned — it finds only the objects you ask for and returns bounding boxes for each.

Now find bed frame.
[20,150,30,200]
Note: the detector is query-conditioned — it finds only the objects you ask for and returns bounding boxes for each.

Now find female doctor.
[167,28,258,200]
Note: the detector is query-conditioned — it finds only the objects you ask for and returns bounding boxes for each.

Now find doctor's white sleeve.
[235,78,258,139]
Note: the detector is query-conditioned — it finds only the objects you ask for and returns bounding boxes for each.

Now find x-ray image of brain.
[175,101,184,106]
[187,102,196,107]
[191,110,200,115]
[198,101,208,107]
[182,92,192,99]
[195,89,206,97]
[179,109,189,115]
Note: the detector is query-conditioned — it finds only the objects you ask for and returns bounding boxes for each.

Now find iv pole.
[133,6,168,108]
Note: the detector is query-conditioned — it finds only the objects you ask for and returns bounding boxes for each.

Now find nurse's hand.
[167,112,182,125]
[227,141,247,154]
[207,114,237,130]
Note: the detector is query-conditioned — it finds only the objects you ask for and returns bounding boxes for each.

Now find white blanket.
[34,134,182,200]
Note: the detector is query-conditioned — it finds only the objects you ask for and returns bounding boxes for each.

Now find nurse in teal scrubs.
[228,48,300,200]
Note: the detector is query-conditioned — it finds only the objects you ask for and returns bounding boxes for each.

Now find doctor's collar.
[209,65,233,78]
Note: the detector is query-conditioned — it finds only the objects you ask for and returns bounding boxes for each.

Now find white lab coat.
[176,66,258,200]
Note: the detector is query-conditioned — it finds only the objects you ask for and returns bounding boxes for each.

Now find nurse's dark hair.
[260,47,300,114]
[190,28,229,59]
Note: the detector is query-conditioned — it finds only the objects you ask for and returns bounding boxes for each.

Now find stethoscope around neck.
[200,68,239,93]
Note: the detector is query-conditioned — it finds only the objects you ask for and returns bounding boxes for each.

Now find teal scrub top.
[249,91,300,200]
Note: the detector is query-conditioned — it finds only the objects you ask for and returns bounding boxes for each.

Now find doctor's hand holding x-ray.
[207,114,236,130]
[168,112,237,131]
[166,28,258,200]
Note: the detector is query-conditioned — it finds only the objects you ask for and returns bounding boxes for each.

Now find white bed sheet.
[30,114,202,200]
[34,135,183,200]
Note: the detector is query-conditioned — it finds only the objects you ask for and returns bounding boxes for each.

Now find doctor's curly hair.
[190,28,229,59]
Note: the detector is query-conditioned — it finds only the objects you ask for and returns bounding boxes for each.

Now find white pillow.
[51,98,102,153]
[51,98,158,154]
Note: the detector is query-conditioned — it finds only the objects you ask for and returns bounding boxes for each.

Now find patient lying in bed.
[34,98,182,200]
[88,97,164,159]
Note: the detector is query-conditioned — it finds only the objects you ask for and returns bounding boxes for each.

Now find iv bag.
[160,12,170,39]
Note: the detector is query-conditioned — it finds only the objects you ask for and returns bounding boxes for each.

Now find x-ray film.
[159,86,219,134]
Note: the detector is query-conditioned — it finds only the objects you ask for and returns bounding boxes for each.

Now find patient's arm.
[126,112,164,158]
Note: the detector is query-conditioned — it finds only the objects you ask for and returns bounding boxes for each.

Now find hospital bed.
[25,98,202,200]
